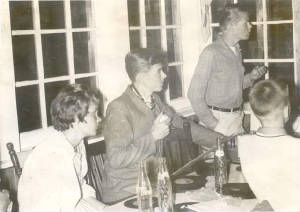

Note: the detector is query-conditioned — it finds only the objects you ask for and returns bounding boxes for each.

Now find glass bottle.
[136,161,154,212]
[157,157,174,212]
[214,137,228,195]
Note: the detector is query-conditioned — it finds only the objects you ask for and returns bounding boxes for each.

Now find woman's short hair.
[50,84,101,131]
[125,48,168,82]
[218,3,248,34]
[249,79,289,117]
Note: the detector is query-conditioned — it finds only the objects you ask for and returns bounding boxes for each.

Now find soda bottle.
[214,137,228,195]
[157,157,174,212]
[136,161,153,212]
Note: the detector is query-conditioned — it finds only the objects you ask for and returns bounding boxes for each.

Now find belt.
[208,105,240,112]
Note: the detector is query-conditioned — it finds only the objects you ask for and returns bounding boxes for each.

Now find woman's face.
[142,63,167,93]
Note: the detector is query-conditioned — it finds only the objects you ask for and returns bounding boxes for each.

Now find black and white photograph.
[0,0,299,211]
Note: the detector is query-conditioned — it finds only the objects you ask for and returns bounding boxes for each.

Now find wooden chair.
[163,120,199,174]
[6,143,32,212]
[84,136,106,202]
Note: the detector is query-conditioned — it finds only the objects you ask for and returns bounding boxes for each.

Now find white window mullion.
[292,0,299,87]
[160,0,167,51]
[32,0,47,129]
[159,0,170,102]
[64,0,75,84]
[262,0,269,79]
[139,0,147,48]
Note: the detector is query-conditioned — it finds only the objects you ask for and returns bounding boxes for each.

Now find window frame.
[11,0,100,148]
[1,0,298,167]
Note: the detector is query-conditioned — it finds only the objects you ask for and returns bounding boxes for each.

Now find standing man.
[188,4,267,136]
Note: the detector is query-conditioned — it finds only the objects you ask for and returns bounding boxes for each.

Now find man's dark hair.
[125,48,168,82]
[50,84,101,131]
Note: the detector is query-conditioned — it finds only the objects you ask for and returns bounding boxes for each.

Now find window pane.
[71,1,90,28]
[238,0,263,22]
[73,32,95,74]
[269,63,295,96]
[147,30,161,49]
[168,65,182,100]
[267,0,292,21]
[243,62,265,74]
[268,24,293,59]
[45,80,70,126]
[39,1,65,29]
[165,0,178,25]
[127,0,140,26]
[211,0,233,23]
[239,25,264,59]
[145,0,161,26]
[167,29,181,63]
[12,35,37,81]
[129,30,141,50]
[9,1,33,30]
[75,77,97,90]
[42,33,68,78]
[16,85,41,133]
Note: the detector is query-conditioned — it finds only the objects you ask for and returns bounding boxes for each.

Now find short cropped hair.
[218,3,248,34]
[50,84,101,131]
[125,48,168,82]
[249,79,289,117]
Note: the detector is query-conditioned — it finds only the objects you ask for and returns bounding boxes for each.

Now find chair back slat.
[6,143,22,178]
[84,136,106,202]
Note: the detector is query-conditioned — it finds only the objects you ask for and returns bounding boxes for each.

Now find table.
[103,171,258,212]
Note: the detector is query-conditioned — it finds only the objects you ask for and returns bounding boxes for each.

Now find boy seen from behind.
[238,79,300,212]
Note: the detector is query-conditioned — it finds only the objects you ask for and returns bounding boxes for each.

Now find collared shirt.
[130,84,155,109]
[18,127,96,212]
[188,38,253,129]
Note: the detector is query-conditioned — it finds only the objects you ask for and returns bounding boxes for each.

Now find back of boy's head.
[249,79,289,117]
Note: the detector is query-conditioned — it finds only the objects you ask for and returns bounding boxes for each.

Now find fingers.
[152,120,170,140]
[257,65,267,75]
[154,113,171,125]
[251,65,267,80]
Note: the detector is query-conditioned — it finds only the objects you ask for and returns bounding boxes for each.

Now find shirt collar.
[130,84,155,109]
[255,127,287,137]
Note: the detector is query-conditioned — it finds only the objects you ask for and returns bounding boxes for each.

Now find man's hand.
[152,113,171,141]
[250,65,267,81]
